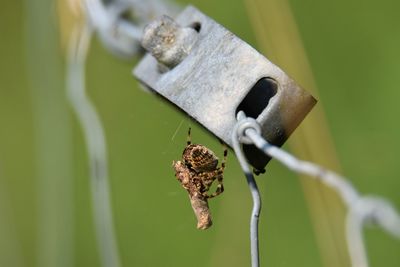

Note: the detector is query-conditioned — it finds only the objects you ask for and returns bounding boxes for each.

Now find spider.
[172,127,227,229]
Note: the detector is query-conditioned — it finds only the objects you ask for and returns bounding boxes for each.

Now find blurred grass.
[244,0,348,266]
[26,0,75,266]
[0,0,399,266]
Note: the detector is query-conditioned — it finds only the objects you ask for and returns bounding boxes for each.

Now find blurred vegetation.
[0,0,399,266]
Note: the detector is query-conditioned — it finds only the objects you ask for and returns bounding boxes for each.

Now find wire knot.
[235,113,262,145]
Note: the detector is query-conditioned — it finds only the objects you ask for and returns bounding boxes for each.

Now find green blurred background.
[1,0,399,266]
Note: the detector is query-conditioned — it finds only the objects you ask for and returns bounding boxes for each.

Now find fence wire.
[67,1,179,267]
[232,124,262,267]
[67,23,121,267]
[83,0,178,57]
[233,111,400,267]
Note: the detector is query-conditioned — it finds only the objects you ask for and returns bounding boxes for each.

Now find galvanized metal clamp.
[134,6,316,173]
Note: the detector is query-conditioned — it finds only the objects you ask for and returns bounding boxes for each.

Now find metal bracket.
[133,5,316,172]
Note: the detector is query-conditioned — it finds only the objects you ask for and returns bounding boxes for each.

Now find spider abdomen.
[183,144,218,173]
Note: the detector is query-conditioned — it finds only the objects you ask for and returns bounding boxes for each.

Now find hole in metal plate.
[236,77,278,118]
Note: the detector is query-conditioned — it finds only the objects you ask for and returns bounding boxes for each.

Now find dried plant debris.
[173,128,227,230]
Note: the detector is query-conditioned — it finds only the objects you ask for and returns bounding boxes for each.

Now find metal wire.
[67,24,121,267]
[83,0,179,57]
[233,111,400,267]
[65,1,179,266]
[232,120,262,267]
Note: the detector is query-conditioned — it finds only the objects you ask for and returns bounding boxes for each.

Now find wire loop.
[83,0,179,57]
[235,115,262,145]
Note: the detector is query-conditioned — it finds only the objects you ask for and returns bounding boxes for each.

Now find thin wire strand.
[234,111,400,267]
[346,207,369,267]
[83,0,179,57]
[232,120,261,267]
[67,24,121,267]
[85,0,143,40]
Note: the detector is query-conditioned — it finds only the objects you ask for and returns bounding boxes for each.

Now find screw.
[141,15,198,68]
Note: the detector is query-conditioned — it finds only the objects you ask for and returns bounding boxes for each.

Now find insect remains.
[172,128,227,230]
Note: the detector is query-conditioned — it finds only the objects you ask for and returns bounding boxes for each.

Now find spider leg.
[187,127,192,146]
[206,143,227,199]
[220,142,228,170]
[206,170,224,199]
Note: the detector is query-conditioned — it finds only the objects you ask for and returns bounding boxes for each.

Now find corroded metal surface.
[134,6,316,171]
